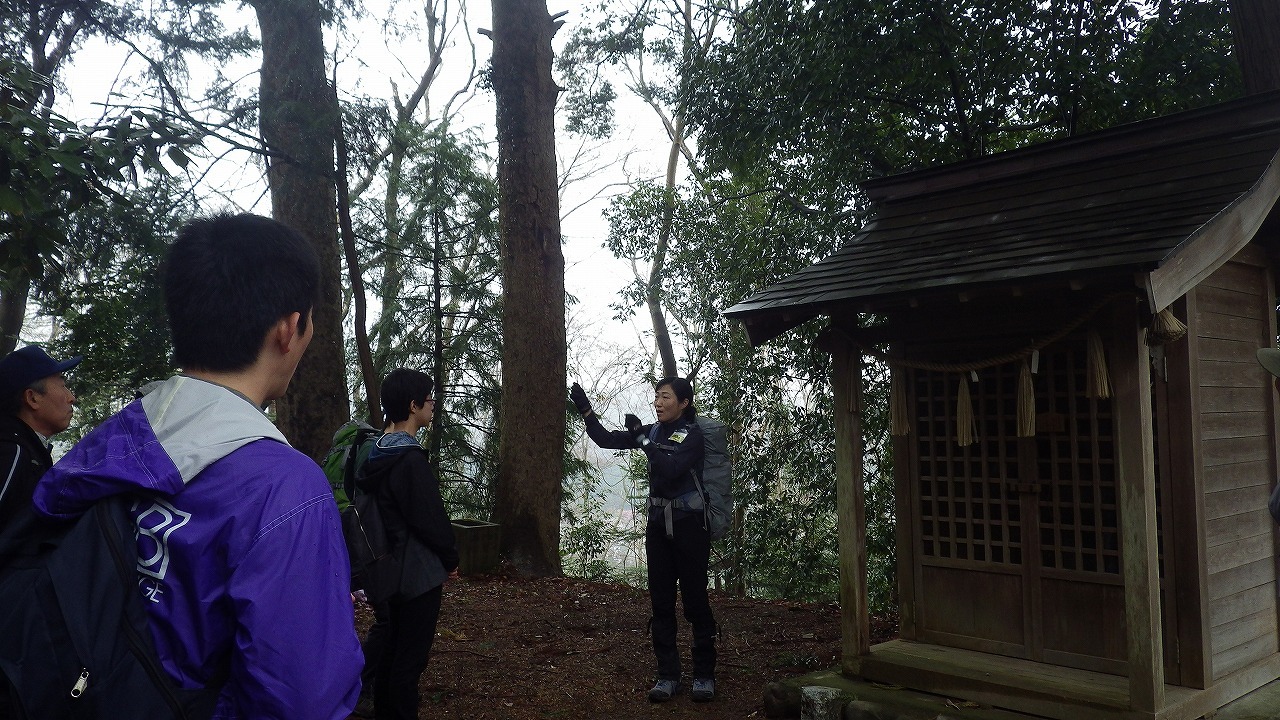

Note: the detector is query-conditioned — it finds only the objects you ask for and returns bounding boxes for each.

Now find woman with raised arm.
[569,377,717,703]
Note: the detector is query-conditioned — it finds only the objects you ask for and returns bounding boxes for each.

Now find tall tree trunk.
[431,208,446,464]
[1229,0,1280,94]
[647,139,680,379]
[0,272,30,355]
[251,0,350,461]
[490,0,566,576]
[336,111,379,425]
[373,149,406,373]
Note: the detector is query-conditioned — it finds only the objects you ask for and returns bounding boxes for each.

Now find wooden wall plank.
[1196,313,1273,343]
[1195,284,1267,320]
[1200,412,1268,440]
[919,565,1026,646]
[1197,359,1270,388]
[1205,532,1273,573]
[1204,485,1271,521]
[1197,336,1261,363]
[1201,460,1271,494]
[1184,250,1280,692]
[1201,386,1269,413]
[1213,633,1280,680]
[1208,557,1276,602]
[1211,609,1278,656]
[1207,509,1275,548]
[1211,584,1277,628]
[1199,257,1268,294]
[1201,436,1270,467]
[1040,578,1127,661]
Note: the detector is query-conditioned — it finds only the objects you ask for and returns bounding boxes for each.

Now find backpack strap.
[100,497,229,714]
[646,420,709,538]
[649,491,704,538]
[343,428,380,500]
[689,470,712,535]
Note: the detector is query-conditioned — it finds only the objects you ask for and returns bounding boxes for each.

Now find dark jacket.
[0,414,51,525]
[358,437,458,601]
[583,415,705,522]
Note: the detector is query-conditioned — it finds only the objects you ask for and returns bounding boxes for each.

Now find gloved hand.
[624,413,644,438]
[569,382,593,417]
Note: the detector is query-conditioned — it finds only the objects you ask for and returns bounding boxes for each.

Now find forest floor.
[350,570,898,720]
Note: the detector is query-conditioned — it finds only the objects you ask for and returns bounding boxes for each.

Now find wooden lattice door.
[907,337,1171,676]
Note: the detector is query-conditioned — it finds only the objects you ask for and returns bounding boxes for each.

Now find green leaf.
[166,146,190,168]
[0,185,23,214]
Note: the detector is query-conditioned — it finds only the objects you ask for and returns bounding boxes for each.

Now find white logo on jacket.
[133,499,193,602]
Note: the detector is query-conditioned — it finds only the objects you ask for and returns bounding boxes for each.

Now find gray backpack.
[692,417,733,540]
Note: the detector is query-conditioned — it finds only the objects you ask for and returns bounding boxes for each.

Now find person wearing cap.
[0,345,81,532]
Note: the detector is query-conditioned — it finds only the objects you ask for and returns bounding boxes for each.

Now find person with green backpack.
[357,368,459,720]
[320,420,381,717]
[569,377,718,703]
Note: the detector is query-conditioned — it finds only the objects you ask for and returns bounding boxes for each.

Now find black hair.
[381,368,434,424]
[656,376,696,420]
[162,213,320,372]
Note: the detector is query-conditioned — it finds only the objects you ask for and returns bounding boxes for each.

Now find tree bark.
[251,0,350,461]
[0,272,29,356]
[647,140,680,380]
[1229,0,1280,94]
[336,111,379,426]
[490,0,566,576]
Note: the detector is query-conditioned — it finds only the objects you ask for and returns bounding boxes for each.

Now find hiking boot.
[691,678,715,702]
[647,679,679,702]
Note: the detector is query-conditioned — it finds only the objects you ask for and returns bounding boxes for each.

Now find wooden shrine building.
[725,92,1280,720]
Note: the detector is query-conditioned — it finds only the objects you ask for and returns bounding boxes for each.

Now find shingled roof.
[725,92,1280,346]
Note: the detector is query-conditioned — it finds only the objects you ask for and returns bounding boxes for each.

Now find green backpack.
[321,421,379,511]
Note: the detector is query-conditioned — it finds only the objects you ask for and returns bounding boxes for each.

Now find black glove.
[569,382,593,417]
[624,413,644,437]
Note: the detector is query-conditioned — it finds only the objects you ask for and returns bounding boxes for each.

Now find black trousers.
[374,585,443,720]
[646,513,716,681]
[360,600,390,697]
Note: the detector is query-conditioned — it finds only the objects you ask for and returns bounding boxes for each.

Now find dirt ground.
[351,571,897,720]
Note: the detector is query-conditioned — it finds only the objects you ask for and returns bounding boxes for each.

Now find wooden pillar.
[831,336,870,674]
[1112,297,1165,713]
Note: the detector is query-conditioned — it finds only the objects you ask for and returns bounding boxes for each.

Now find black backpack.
[342,481,402,604]
[0,496,224,719]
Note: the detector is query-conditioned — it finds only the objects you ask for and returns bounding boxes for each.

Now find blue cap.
[0,345,83,399]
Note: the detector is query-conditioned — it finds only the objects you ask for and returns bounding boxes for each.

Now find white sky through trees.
[53,1,674,391]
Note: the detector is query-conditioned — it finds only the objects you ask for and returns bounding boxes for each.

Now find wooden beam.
[1164,294,1211,689]
[1111,296,1165,712]
[1264,241,1280,688]
[831,335,870,673]
[857,639,1280,720]
[1147,148,1280,313]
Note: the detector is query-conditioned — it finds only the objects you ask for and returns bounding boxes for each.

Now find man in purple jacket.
[33,213,362,719]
